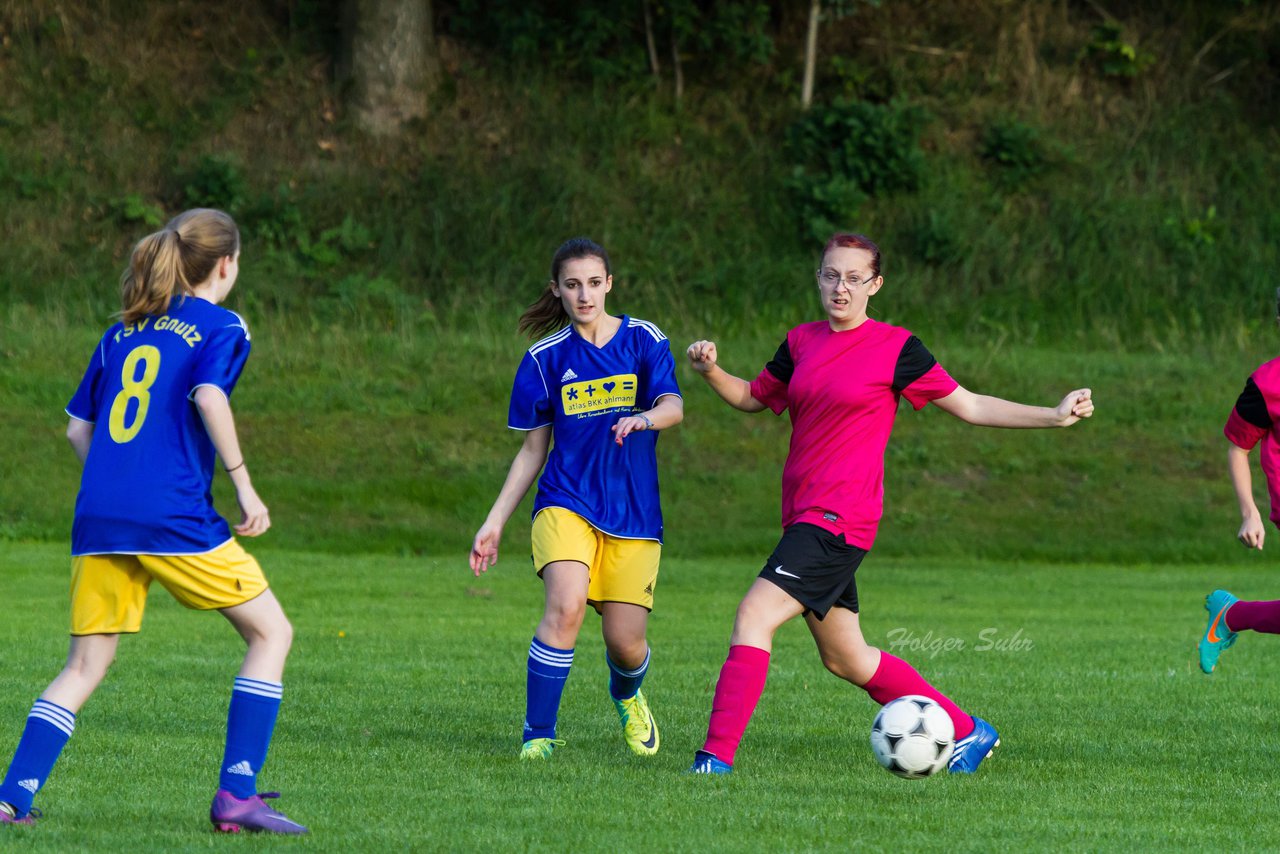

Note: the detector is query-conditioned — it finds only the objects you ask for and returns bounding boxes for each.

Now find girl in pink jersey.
[1198,310,1280,674]
[684,232,1094,775]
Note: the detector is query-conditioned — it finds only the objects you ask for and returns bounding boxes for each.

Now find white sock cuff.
[233,677,284,700]
[30,699,76,737]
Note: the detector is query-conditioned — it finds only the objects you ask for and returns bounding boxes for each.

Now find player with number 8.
[0,209,306,834]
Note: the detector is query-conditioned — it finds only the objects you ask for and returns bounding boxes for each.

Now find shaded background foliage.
[0,0,1277,344]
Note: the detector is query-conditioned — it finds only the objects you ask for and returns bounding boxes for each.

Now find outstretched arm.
[932,386,1094,428]
[686,340,766,413]
[470,426,551,575]
[1228,443,1265,550]
[194,386,270,537]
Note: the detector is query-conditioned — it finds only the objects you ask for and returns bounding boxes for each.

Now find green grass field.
[2,542,1277,851]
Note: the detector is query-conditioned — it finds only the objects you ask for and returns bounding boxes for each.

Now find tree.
[802,0,820,109]
[346,0,440,136]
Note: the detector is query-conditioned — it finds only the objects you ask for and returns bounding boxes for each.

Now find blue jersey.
[66,296,252,555]
[509,316,681,541]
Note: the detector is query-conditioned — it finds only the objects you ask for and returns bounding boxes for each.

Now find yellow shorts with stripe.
[531,507,661,612]
[69,539,269,635]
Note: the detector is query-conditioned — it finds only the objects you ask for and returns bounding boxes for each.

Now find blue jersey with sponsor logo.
[66,296,251,555]
[509,316,681,542]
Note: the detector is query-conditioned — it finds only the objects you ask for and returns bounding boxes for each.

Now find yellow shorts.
[531,507,661,611]
[69,539,269,635]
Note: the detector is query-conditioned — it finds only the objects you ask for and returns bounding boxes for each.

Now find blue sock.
[0,699,76,818]
[607,647,651,701]
[525,638,574,741]
[219,677,283,799]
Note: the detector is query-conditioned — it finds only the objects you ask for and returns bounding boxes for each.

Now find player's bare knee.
[543,602,586,635]
[604,636,647,668]
[273,615,294,651]
[819,653,854,680]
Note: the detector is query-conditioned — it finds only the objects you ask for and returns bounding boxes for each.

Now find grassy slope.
[1,543,1277,851]
[4,305,1275,565]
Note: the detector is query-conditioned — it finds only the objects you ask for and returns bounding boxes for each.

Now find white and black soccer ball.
[869,695,955,778]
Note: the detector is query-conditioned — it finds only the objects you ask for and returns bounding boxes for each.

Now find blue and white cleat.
[688,750,732,775]
[948,717,1000,774]
[1199,589,1240,674]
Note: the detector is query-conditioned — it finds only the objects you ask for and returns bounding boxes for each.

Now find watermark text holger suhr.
[884,627,1034,659]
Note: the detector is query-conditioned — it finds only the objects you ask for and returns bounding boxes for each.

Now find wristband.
[638,414,654,430]
[224,461,245,473]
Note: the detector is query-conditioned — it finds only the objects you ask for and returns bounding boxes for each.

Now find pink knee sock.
[862,652,974,740]
[701,645,770,766]
[1227,600,1280,634]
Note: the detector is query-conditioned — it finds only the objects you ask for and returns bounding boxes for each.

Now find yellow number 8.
[108,345,162,444]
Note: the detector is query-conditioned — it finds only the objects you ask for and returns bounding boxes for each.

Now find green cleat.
[1199,589,1240,674]
[613,689,660,756]
[519,737,565,760]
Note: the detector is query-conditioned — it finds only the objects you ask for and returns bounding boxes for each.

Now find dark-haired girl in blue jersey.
[0,209,305,834]
[470,238,683,760]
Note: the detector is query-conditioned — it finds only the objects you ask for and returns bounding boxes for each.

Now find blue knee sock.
[0,699,76,818]
[219,678,283,799]
[607,647,651,701]
[525,638,574,741]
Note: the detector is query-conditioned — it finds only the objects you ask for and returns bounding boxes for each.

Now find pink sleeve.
[1225,408,1268,450]
[749,367,789,415]
[901,362,959,410]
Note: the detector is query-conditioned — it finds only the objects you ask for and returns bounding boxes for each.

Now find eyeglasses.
[818,269,878,290]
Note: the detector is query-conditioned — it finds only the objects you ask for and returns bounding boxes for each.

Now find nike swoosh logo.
[774,566,800,579]
[641,709,657,749]
[1207,607,1228,644]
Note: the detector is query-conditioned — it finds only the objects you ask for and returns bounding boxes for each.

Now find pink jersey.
[1224,356,1280,527]
[749,319,958,549]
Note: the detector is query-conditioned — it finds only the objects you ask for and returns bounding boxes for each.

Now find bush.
[784,97,927,241]
[178,154,247,212]
[1083,22,1155,79]
[979,119,1052,189]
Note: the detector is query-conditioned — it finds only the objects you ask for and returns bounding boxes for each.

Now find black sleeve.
[764,338,794,383]
[892,336,938,392]
[1235,377,1272,429]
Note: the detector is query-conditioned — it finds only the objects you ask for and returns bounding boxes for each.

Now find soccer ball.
[869,695,955,778]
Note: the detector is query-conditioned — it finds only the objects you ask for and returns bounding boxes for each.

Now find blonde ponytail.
[119,208,240,326]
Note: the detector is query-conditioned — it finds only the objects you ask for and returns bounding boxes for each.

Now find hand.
[686,340,718,375]
[234,486,271,537]
[470,522,502,576]
[611,415,651,445]
[1055,388,1094,426]
[1238,510,1266,550]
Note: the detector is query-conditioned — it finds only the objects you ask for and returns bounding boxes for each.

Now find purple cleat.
[210,790,308,835]
[0,804,39,826]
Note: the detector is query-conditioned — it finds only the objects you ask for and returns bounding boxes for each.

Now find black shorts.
[758,523,868,620]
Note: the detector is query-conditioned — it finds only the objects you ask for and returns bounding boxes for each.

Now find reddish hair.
[822,233,881,278]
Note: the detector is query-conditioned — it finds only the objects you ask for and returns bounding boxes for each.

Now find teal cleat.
[519,737,565,760]
[613,689,660,756]
[1199,589,1240,674]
